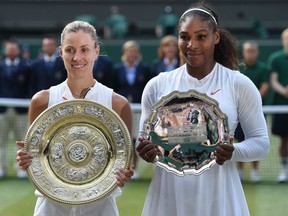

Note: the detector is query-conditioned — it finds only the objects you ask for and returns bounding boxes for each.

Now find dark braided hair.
[178,3,239,70]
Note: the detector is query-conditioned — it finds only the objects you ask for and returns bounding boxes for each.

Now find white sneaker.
[250,170,261,183]
[237,169,245,182]
[278,169,288,183]
[16,169,27,178]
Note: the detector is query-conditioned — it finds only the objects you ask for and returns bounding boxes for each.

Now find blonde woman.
[16,21,134,216]
[152,35,180,75]
[113,40,152,103]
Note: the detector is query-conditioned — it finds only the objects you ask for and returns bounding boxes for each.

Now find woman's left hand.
[116,165,134,187]
[215,137,234,165]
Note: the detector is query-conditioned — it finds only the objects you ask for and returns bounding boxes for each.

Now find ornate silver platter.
[24,99,132,205]
[144,90,229,176]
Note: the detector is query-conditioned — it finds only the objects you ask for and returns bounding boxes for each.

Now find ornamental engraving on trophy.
[85,106,104,118]
[68,126,90,140]
[49,125,109,184]
[68,143,88,163]
[66,167,89,182]
[30,127,45,149]
[93,144,107,165]
[24,100,132,205]
[52,186,69,198]
[54,106,74,118]
[51,143,64,162]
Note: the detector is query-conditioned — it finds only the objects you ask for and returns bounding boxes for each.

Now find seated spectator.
[155,5,178,38]
[104,5,128,39]
[251,18,269,39]
[74,14,97,26]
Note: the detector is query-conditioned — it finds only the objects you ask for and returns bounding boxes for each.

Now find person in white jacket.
[16,20,134,216]
[136,2,269,216]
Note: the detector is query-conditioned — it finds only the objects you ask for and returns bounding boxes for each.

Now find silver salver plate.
[24,99,132,205]
[144,90,229,176]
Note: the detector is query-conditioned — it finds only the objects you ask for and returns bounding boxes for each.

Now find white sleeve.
[231,74,270,162]
[138,77,159,140]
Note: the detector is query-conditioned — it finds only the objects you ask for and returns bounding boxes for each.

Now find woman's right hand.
[136,137,158,163]
[16,141,33,170]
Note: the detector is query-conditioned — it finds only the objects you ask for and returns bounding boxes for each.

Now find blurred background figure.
[113,40,152,179]
[251,18,269,39]
[152,35,180,75]
[235,40,270,183]
[269,28,288,183]
[74,14,97,27]
[0,43,3,63]
[0,39,30,178]
[104,5,128,39]
[28,35,66,98]
[113,40,152,103]
[155,5,178,38]
[93,55,114,89]
[21,44,33,66]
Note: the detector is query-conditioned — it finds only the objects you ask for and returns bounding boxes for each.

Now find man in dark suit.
[28,36,66,97]
[93,55,114,89]
[0,39,30,178]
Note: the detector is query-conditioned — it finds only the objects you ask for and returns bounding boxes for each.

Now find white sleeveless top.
[33,80,121,216]
[48,80,113,108]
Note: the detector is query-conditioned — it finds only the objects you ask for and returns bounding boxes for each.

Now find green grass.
[117,180,149,216]
[0,178,288,216]
[244,183,288,216]
[0,178,36,216]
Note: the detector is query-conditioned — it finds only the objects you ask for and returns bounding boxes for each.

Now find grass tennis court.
[0,178,287,216]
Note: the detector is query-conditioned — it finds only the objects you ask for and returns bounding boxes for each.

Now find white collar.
[5,57,20,66]
[124,61,139,69]
[163,57,178,66]
[43,53,57,62]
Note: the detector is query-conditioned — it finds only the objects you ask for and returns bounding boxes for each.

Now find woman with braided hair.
[136,3,269,216]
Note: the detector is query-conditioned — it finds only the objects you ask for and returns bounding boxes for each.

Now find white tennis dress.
[33,80,121,216]
[139,63,270,216]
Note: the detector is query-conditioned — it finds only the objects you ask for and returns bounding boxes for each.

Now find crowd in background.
[74,5,179,40]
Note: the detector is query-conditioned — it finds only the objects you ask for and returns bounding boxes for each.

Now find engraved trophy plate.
[144,90,229,176]
[24,99,132,205]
